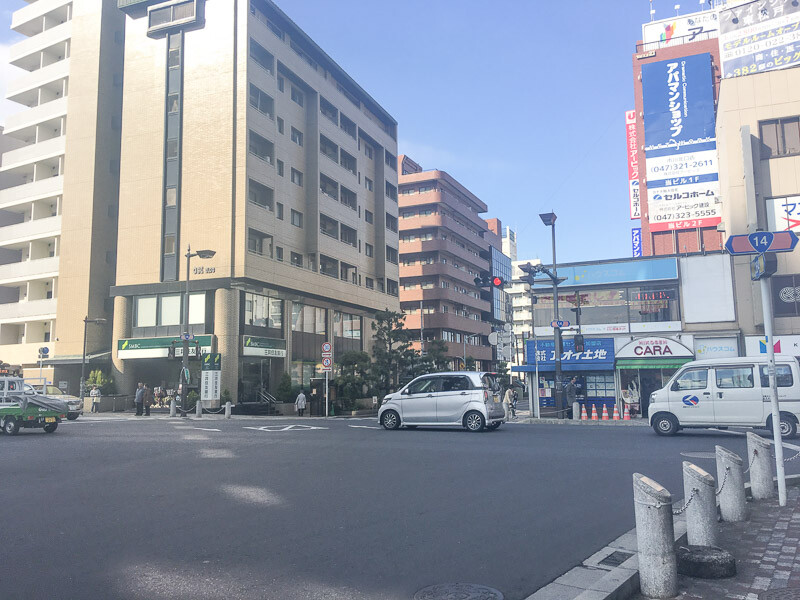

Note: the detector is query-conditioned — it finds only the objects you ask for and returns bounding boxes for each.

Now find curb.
[520,418,649,428]
[524,472,800,600]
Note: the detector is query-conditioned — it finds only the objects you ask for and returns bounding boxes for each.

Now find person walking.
[295,388,307,417]
[134,382,144,416]
[90,385,101,413]
[565,376,578,416]
[504,386,516,419]
[143,384,153,416]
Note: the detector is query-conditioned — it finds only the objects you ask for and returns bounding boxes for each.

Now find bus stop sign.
[725,231,798,255]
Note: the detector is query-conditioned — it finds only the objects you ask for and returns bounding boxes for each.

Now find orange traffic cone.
[601,404,610,420]
[623,404,631,421]
[581,404,588,421]
[612,404,620,421]
[591,404,598,420]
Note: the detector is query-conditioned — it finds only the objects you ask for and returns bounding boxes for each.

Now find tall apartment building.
[112,0,399,401]
[397,154,498,371]
[502,226,516,261]
[0,0,124,387]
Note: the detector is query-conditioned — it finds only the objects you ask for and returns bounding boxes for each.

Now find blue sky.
[0,0,657,264]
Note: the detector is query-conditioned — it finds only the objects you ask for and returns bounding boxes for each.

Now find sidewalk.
[630,484,800,600]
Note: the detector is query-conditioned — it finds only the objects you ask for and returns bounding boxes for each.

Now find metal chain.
[783,449,800,463]
[744,448,758,474]
[716,466,730,496]
[633,487,698,515]
[672,488,698,515]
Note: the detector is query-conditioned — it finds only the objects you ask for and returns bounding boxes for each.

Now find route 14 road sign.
[551,320,570,329]
[725,231,799,255]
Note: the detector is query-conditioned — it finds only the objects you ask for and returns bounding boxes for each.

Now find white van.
[648,355,800,439]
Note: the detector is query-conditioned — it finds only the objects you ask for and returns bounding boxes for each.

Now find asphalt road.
[1,416,798,600]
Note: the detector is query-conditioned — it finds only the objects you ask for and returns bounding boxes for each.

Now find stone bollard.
[169,398,176,418]
[746,432,774,500]
[633,473,678,599]
[225,401,232,419]
[682,461,719,547]
[196,399,203,418]
[715,446,748,522]
[572,402,580,421]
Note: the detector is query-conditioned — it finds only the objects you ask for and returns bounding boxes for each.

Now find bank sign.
[117,335,213,359]
[525,338,615,371]
[642,53,721,232]
[242,336,287,358]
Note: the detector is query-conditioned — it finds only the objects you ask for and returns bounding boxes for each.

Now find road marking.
[199,448,235,459]
[173,426,193,429]
[243,424,328,432]
[707,428,800,452]
[221,484,283,506]
[348,425,380,430]
[193,427,221,432]
[181,435,209,441]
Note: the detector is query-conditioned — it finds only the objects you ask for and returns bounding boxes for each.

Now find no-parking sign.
[321,342,333,372]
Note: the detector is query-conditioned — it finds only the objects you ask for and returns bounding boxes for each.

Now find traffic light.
[574,334,585,353]
[473,272,505,289]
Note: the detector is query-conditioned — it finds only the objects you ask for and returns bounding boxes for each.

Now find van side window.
[441,376,470,392]
[759,365,794,388]
[715,366,754,388]
[406,378,439,395]
[672,369,708,391]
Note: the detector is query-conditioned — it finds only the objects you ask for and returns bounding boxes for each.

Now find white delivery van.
[648,355,800,439]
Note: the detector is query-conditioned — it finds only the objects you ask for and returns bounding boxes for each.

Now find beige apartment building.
[0,0,124,389]
[112,0,399,402]
[397,155,499,371]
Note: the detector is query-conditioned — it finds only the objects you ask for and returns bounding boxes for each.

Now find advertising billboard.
[632,228,643,257]
[642,10,719,49]
[642,53,721,231]
[767,195,800,233]
[719,0,800,79]
[626,110,641,219]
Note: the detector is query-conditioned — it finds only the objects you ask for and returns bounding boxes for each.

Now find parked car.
[1,377,69,435]
[378,371,506,432]
[649,355,800,439]
[30,384,83,420]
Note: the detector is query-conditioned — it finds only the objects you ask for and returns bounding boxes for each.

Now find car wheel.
[775,414,798,440]
[3,417,20,436]
[380,410,400,430]
[44,423,58,434]
[652,413,679,436]
[67,413,79,421]
[487,422,501,430]
[464,411,485,432]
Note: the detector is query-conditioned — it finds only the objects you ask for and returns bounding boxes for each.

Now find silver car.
[378,371,506,432]
[29,384,83,420]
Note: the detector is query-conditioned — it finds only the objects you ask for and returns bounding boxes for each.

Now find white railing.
[6,58,69,99]
[0,216,61,246]
[11,0,71,33]
[0,176,63,210]
[4,97,67,134]
[0,135,65,171]
[0,256,59,285]
[0,298,57,322]
[9,21,72,66]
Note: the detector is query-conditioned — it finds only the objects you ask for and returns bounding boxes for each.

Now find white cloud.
[0,42,24,130]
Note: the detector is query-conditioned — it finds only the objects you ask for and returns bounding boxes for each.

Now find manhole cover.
[680,451,716,459]
[759,591,800,600]
[414,583,504,600]
[599,550,634,567]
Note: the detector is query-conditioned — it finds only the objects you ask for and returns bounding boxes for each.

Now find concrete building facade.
[112,0,399,403]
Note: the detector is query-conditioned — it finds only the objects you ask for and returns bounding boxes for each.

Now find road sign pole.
[760,276,787,506]
[325,371,329,417]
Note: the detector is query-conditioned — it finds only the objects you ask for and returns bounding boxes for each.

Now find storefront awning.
[616,358,693,369]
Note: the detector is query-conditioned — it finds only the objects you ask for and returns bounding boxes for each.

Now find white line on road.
[348,425,380,430]
[193,427,221,432]
[243,424,328,432]
[707,428,800,452]
[181,435,210,441]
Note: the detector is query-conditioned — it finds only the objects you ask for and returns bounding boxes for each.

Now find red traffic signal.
[491,276,504,288]
[474,274,505,289]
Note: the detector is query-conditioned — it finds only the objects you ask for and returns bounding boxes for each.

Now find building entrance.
[241,358,274,401]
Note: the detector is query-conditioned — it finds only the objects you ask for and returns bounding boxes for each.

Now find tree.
[87,369,116,394]
[337,350,371,409]
[275,372,293,403]
[465,356,477,371]
[370,309,413,396]
[424,339,450,372]
[496,361,510,387]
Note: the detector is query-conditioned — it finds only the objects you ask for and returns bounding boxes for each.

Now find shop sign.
[745,335,800,356]
[616,336,693,359]
[626,110,641,219]
[771,274,800,317]
[632,228,642,257]
[642,9,719,48]
[694,337,739,359]
[242,336,287,357]
[201,353,221,403]
[117,335,213,359]
[525,338,615,368]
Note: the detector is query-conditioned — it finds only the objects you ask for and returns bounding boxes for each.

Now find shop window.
[244,293,283,330]
[159,294,182,326]
[671,368,708,391]
[759,364,794,388]
[188,292,205,324]
[135,296,157,328]
[715,366,754,388]
[628,286,679,323]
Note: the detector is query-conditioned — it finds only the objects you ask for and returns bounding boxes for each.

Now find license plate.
[45,417,55,423]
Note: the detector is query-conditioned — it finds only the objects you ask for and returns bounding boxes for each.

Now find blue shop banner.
[522,338,615,372]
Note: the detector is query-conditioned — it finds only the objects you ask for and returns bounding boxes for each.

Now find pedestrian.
[503,386,516,419]
[565,376,578,412]
[143,384,153,416]
[134,382,144,416]
[90,385,101,413]
[295,388,307,417]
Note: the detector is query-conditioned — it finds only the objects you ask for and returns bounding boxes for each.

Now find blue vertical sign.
[632,228,642,257]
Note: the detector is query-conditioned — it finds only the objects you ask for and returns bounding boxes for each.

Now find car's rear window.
[481,374,501,393]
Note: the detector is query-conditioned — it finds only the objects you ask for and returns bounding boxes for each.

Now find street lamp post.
[529,290,540,419]
[181,245,216,416]
[81,317,107,406]
[539,212,565,416]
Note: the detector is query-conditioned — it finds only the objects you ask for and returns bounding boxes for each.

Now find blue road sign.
[725,231,799,255]
[551,320,570,329]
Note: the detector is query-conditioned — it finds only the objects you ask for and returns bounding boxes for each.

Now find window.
[275,247,283,261]
[386,246,398,264]
[166,139,178,159]
[760,364,794,387]
[760,117,800,158]
[276,203,284,220]
[671,369,708,391]
[248,228,273,257]
[365,177,373,192]
[407,377,439,395]
[248,130,274,164]
[386,279,398,297]
[320,213,339,239]
[244,293,283,329]
[320,96,338,123]
[149,0,196,31]
[248,179,274,210]
[365,277,374,289]
[385,182,397,201]
[160,294,182,326]
[249,84,274,118]
[291,86,304,107]
[365,243,373,257]
[135,296,157,327]
[340,224,357,247]
[441,376,470,392]
[340,186,357,210]
[291,168,303,187]
[164,234,176,255]
[290,252,303,267]
[277,117,284,134]
[277,76,284,92]
[320,135,338,162]
[188,292,205,325]
[249,39,275,74]
[291,209,303,228]
[277,159,284,176]
[363,143,373,159]
[715,366,754,389]
[386,213,398,233]
[365,210,374,224]
[168,94,179,114]
[291,127,303,146]
[320,173,339,200]
[385,150,397,171]
[340,150,357,175]
[165,187,177,207]
[320,254,338,278]
[340,113,356,138]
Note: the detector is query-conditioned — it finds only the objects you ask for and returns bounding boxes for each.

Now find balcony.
[399,238,489,270]
[9,21,72,71]
[12,0,71,37]
[399,188,490,231]
[0,216,61,247]
[0,256,59,285]
[0,176,63,211]
[404,312,491,336]
[0,298,57,323]
[0,135,65,172]
[6,58,69,105]
[3,97,67,137]
[400,286,489,312]
[0,342,45,366]
[400,213,487,249]
[399,262,478,287]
